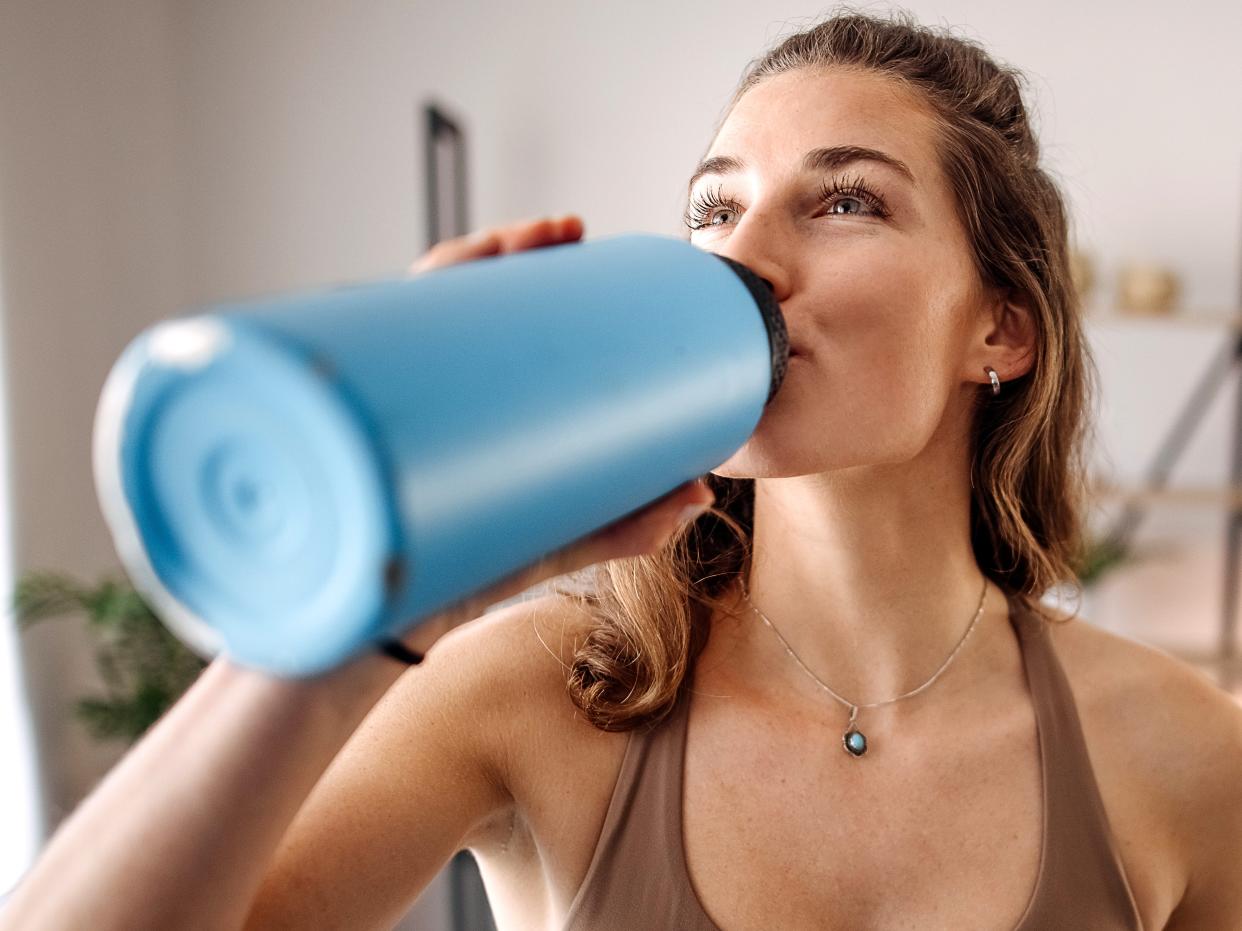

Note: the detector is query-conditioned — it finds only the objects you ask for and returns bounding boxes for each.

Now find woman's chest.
[677,686,1181,931]
[680,695,1047,930]
[485,677,1182,931]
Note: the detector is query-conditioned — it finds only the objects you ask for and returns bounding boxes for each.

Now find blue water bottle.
[92,232,789,677]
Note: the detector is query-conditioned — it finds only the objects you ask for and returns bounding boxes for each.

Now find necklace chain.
[740,576,989,716]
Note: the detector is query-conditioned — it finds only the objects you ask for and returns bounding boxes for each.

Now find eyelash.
[682,172,891,231]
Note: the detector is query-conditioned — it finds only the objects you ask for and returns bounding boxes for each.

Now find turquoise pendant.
[843,727,867,757]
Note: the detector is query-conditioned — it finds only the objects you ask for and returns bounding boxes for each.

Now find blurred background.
[1,0,1239,927]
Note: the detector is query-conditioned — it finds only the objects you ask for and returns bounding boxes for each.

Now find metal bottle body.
[93,232,787,676]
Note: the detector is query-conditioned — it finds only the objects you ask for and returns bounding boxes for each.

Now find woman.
[4,10,1239,931]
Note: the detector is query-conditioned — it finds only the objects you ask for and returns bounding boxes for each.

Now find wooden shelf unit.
[1080,306,1242,691]
[1084,308,1242,327]
[1089,482,1242,509]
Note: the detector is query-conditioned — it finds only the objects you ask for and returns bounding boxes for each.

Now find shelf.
[1084,309,1242,328]
[1089,482,1242,509]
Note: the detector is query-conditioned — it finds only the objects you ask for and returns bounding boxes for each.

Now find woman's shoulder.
[431,590,605,719]
[1036,602,1240,742]
[426,591,630,840]
[1037,602,1241,786]
[1038,604,1242,921]
[426,589,618,733]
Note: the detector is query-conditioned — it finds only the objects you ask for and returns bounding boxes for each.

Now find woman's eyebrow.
[686,145,915,196]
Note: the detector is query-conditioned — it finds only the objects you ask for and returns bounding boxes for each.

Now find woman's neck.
[720,461,1011,710]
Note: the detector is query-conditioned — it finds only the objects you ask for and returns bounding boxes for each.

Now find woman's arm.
[0,649,406,931]
[1,497,710,931]
[1161,675,1242,930]
[240,599,553,930]
[0,214,713,930]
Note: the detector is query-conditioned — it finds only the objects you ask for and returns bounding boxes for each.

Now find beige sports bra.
[562,591,1143,930]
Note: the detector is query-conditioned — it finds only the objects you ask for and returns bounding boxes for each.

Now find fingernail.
[676,503,710,526]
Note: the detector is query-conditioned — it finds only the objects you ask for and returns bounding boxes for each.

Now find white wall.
[2,0,1239,921]
[173,0,1242,308]
[0,210,43,898]
[0,0,186,871]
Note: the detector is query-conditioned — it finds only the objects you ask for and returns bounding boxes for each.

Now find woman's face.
[691,67,997,479]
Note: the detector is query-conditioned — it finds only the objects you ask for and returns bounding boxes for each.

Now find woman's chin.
[711,427,837,479]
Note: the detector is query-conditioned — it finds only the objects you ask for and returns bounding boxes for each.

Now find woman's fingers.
[407,231,503,275]
[408,214,584,276]
[494,215,583,253]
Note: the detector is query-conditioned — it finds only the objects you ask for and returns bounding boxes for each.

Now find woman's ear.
[971,287,1036,385]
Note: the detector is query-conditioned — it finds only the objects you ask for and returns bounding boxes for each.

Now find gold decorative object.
[1117,262,1181,316]
[1069,248,1095,305]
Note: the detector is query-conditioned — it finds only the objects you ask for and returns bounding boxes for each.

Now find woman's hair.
[549,7,1097,732]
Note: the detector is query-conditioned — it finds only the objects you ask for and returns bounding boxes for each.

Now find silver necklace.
[740,576,988,758]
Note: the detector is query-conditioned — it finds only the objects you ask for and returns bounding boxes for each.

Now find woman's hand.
[408,213,586,275]
[394,215,715,658]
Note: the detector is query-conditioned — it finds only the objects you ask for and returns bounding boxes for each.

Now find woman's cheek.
[854,342,947,448]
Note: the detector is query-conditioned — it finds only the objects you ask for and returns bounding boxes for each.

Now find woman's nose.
[713,218,791,302]
[717,251,788,303]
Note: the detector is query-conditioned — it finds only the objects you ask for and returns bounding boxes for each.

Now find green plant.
[1074,535,1133,588]
[1072,530,1181,589]
[12,570,207,744]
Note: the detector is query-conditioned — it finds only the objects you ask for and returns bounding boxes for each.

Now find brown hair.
[550,7,1097,732]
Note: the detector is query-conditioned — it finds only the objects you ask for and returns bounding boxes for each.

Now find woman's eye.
[682,187,742,231]
[683,178,888,231]
[828,196,868,215]
[819,176,890,219]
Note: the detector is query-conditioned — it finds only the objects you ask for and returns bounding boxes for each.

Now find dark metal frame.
[423,101,470,249]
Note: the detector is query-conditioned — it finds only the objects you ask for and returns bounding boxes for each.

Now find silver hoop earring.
[984,365,1001,396]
